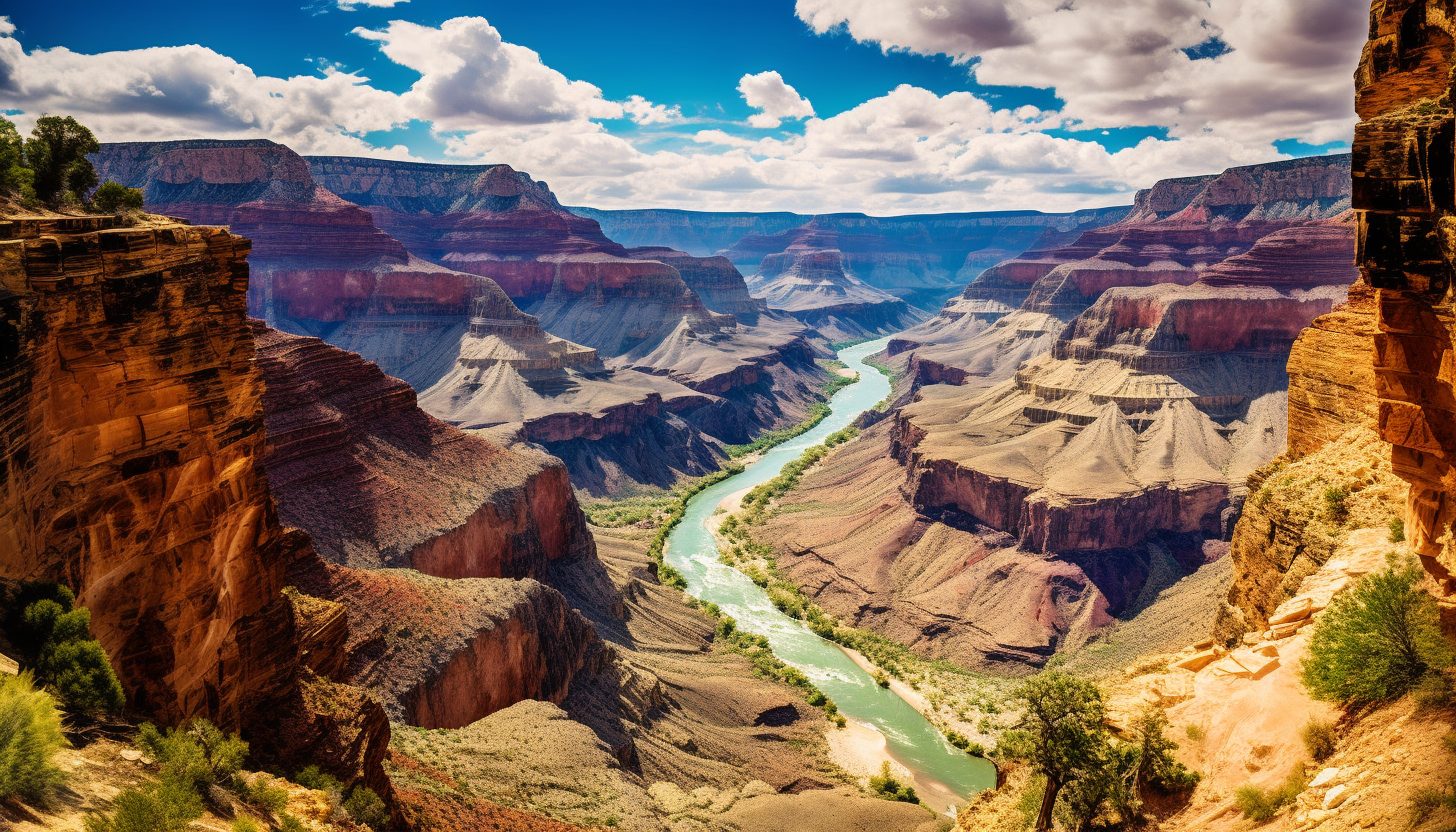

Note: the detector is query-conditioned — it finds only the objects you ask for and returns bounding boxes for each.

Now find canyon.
[90,140,828,495]
[749,155,1360,669]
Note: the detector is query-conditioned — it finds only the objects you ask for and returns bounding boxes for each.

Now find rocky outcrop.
[569,207,811,255]
[0,212,388,788]
[1350,0,1456,591]
[746,248,925,341]
[253,323,595,576]
[290,562,602,730]
[624,246,770,320]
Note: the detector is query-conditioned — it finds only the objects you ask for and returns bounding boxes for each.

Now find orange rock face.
[0,215,389,789]
[1354,0,1456,590]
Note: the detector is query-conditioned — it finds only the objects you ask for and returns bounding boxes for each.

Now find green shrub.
[1233,766,1306,822]
[1300,719,1336,761]
[1389,516,1406,543]
[1415,671,1455,711]
[230,819,261,832]
[945,730,970,751]
[136,719,248,791]
[13,585,125,717]
[92,181,144,214]
[1302,558,1453,703]
[82,780,203,832]
[873,670,890,688]
[294,764,343,794]
[279,815,307,832]
[0,672,68,802]
[1185,724,1205,742]
[1322,486,1350,521]
[343,786,389,830]
[868,761,919,804]
[235,773,290,813]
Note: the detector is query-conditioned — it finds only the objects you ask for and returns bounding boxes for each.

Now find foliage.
[999,672,1108,831]
[343,786,389,830]
[873,670,890,688]
[0,117,35,202]
[82,779,203,832]
[642,464,744,589]
[1322,486,1350,521]
[15,585,124,717]
[868,761,919,804]
[92,181,145,213]
[1233,766,1306,822]
[1415,671,1456,711]
[1300,719,1336,761]
[230,819,261,832]
[279,815,307,832]
[136,719,248,791]
[0,672,68,802]
[235,773,290,813]
[26,115,100,205]
[724,361,857,457]
[1302,557,1453,703]
[1129,708,1199,799]
[294,764,343,794]
[1389,516,1406,543]
[1184,724,1205,742]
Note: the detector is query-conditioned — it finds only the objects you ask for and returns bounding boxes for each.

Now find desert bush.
[16,587,124,717]
[1302,558,1453,703]
[868,761,919,804]
[230,819,261,832]
[1233,766,1307,822]
[279,815,307,832]
[136,719,248,791]
[1416,672,1456,712]
[294,764,343,794]
[234,773,290,813]
[342,786,389,830]
[1130,708,1200,797]
[1300,719,1336,761]
[1185,724,1205,742]
[1389,516,1406,543]
[92,181,144,213]
[82,780,203,832]
[0,672,68,802]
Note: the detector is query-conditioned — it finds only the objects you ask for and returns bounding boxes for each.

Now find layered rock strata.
[746,247,925,341]
[0,213,388,786]
[1350,0,1456,591]
[253,323,594,575]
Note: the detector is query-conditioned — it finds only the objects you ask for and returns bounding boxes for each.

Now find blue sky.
[0,0,1365,213]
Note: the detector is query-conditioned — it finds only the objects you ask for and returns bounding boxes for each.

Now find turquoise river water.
[662,338,997,812]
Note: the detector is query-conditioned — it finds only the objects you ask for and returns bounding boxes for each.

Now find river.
[662,337,997,814]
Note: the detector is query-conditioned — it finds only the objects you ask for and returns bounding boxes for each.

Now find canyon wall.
[0,213,388,786]
[754,158,1360,668]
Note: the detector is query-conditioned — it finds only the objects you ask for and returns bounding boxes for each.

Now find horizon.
[1,0,1364,215]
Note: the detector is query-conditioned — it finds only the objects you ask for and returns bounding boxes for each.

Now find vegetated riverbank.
[725,360,857,458]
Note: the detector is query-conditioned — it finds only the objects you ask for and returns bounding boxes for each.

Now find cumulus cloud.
[737,71,815,128]
[336,0,408,9]
[622,95,681,125]
[0,12,1348,213]
[795,0,1366,146]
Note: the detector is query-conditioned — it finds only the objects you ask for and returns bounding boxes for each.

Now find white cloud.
[0,12,1351,213]
[795,0,1366,146]
[622,95,681,125]
[737,71,815,129]
[336,0,408,9]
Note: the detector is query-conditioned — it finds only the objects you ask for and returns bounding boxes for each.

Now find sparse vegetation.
[0,671,68,802]
[868,760,919,804]
[342,785,389,830]
[724,361,857,458]
[643,464,744,589]
[13,583,125,717]
[1300,718,1336,761]
[229,818,261,832]
[26,115,100,206]
[1185,724,1205,742]
[1322,485,1350,521]
[1302,556,1453,704]
[136,719,249,791]
[92,180,145,213]
[1389,515,1406,543]
[1233,765,1307,822]
[82,779,204,832]
[998,672,1108,831]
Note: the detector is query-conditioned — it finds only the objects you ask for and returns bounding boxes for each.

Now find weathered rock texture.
[1351,0,1456,591]
[756,158,1360,668]
[0,212,388,788]
[253,322,594,575]
[90,140,810,495]
[746,247,925,341]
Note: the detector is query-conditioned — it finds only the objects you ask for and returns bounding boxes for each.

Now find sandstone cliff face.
[0,212,388,788]
[1350,0,1456,591]
[569,207,811,255]
[253,323,595,577]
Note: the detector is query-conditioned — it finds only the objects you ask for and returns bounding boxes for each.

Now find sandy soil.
[835,367,860,379]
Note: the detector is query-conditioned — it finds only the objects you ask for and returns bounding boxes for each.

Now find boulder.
[1269,596,1314,625]
[1322,783,1349,810]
